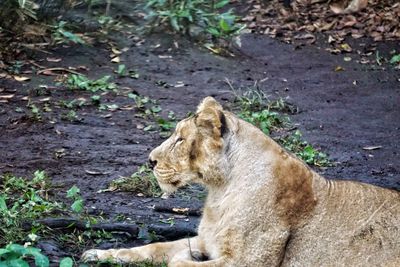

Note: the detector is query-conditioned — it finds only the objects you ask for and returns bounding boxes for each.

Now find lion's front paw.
[81,249,102,262]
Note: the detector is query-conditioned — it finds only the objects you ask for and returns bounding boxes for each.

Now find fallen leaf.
[39,97,51,102]
[362,145,382,150]
[172,207,190,214]
[111,57,120,63]
[0,94,14,99]
[85,170,111,175]
[46,57,62,62]
[14,76,30,82]
[111,47,122,55]
[340,43,352,52]
[334,66,344,72]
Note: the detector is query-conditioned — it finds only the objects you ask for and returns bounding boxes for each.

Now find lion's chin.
[158,181,179,194]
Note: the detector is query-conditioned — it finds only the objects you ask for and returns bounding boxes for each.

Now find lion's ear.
[196,97,223,113]
[195,108,227,138]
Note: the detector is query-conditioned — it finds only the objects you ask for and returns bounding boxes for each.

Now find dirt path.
[0,18,399,261]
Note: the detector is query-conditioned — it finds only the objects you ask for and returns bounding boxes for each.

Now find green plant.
[279,131,330,167]
[27,103,42,121]
[52,21,85,45]
[66,185,84,213]
[59,98,87,109]
[0,243,49,267]
[239,109,286,135]
[66,74,117,92]
[145,0,244,40]
[0,171,62,246]
[116,64,127,77]
[390,54,400,65]
[231,85,330,167]
[108,164,162,197]
[61,110,81,122]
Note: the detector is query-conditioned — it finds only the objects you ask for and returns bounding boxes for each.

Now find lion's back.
[283,180,400,266]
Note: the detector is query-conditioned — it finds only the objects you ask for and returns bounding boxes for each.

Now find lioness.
[82,97,400,266]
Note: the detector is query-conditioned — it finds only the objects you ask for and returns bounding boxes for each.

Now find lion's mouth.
[153,169,182,192]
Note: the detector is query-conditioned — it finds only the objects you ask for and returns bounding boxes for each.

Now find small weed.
[66,74,117,92]
[0,171,62,246]
[231,84,330,167]
[52,21,85,45]
[61,110,81,122]
[91,95,101,105]
[59,98,87,109]
[128,93,154,112]
[27,103,42,121]
[0,243,49,267]
[239,109,287,135]
[129,70,140,79]
[99,103,119,111]
[109,164,162,197]
[390,53,400,65]
[66,185,84,213]
[278,131,331,167]
[145,0,244,42]
[159,217,175,226]
[116,64,127,77]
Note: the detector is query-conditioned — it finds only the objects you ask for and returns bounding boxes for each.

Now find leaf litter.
[243,0,400,44]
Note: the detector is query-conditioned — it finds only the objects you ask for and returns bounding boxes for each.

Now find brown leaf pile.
[243,0,400,43]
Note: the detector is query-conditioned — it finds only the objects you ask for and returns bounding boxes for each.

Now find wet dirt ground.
[0,5,399,263]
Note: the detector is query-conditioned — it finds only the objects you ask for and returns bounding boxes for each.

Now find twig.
[154,204,201,216]
[24,218,139,237]
[37,68,82,76]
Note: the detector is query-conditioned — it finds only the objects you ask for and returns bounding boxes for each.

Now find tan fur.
[82,97,400,266]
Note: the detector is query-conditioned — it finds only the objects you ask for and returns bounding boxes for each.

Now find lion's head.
[148,97,229,193]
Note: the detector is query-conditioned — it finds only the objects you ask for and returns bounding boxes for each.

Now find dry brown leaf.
[340,43,352,52]
[172,207,190,213]
[40,70,57,76]
[334,66,344,72]
[14,76,30,82]
[46,57,62,62]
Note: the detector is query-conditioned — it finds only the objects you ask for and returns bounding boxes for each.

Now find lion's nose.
[148,158,157,169]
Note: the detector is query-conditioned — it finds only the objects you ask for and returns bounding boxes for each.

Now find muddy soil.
[0,3,399,264]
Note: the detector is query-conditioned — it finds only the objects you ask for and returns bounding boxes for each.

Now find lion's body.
[83,97,400,266]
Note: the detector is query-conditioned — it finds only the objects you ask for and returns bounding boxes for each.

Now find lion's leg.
[170,257,229,267]
[81,236,203,264]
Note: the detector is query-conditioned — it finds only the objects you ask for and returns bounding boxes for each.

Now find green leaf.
[6,244,28,256]
[59,257,74,267]
[219,19,231,32]
[5,258,29,267]
[117,64,126,76]
[91,95,101,104]
[390,54,400,64]
[71,199,83,213]
[215,0,230,9]
[0,248,10,256]
[170,17,180,32]
[66,185,80,198]
[151,106,162,113]
[0,196,7,211]
[32,253,49,267]
[207,27,221,37]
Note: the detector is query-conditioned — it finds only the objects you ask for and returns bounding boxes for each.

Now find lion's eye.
[176,137,184,143]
